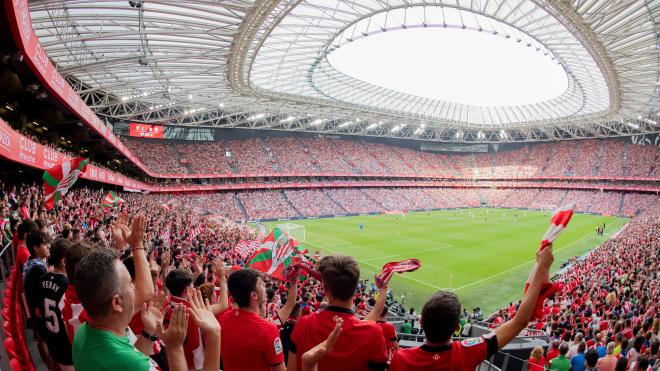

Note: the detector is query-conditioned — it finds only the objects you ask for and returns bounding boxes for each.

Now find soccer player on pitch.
[389,244,555,370]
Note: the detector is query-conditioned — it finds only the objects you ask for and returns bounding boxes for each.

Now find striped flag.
[234,240,260,259]
[43,157,88,210]
[540,204,575,250]
[526,203,575,320]
[375,259,422,288]
[189,225,203,240]
[101,191,125,207]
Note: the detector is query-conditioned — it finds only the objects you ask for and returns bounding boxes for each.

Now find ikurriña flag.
[43,157,88,210]
[101,191,125,207]
[247,228,305,281]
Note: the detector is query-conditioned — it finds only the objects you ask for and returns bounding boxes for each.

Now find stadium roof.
[29,0,660,143]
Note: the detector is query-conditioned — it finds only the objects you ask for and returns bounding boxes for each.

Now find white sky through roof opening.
[327,28,568,106]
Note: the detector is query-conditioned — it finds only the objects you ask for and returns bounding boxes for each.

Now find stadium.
[0,0,658,370]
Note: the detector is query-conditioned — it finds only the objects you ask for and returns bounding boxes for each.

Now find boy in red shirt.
[288,255,388,371]
[220,268,286,371]
[390,245,555,371]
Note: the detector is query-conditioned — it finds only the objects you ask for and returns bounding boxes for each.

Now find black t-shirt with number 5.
[38,271,72,365]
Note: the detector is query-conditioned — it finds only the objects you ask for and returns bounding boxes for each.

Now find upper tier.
[122,136,660,180]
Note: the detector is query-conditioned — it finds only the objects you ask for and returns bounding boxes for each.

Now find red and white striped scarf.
[375,259,422,288]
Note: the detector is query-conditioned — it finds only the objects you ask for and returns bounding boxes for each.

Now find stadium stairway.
[233,193,249,220]
[297,141,323,172]
[280,191,303,217]
[259,139,283,172]
[172,145,194,174]
[621,141,630,177]
[323,190,349,214]
[329,140,361,174]
[619,194,627,215]
[359,189,387,211]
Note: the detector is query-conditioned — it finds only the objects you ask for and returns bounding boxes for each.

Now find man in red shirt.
[16,219,37,271]
[288,255,388,371]
[390,245,555,370]
[62,242,92,344]
[376,306,398,361]
[162,269,204,370]
[220,268,286,371]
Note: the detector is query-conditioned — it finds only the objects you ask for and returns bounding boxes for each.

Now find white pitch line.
[304,238,444,291]
[313,220,453,249]
[361,246,453,262]
[449,232,598,293]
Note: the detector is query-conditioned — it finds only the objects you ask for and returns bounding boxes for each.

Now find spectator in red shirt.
[16,219,37,271]
[528,346,546,371]
[220,268,286,371]
[163,269,204,369]
[289,255,388,371]
[390,245,555,371]
[547,339,561,366]
[375,305,398,361]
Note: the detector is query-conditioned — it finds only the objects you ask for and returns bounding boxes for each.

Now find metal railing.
[0,240,14,281]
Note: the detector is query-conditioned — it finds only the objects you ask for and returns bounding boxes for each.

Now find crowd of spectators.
[1,173,658,371]
[324,189,382,214]
[175,142,232,174]
[298,138,355,173]
[493,207,660,370]
[123,138,188,174]
[283,189,345,217]
[626,144,659,177]
[238,190,299,220]
[225,138,274,174]
[265,138,318,173]
[562,190,598,213]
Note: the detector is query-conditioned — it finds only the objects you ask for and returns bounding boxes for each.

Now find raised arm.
[209,259,229,315]
[161,304,189,371]
[365,285,388,321]
[278,276,299,324]
[495,245,554,348]
[127,215,155,308]
[188,289,221,371]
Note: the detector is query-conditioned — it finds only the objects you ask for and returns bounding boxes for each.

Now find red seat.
[4,337,19,359]
[9,359,23,371]
[3,319,12,335]
[1,306,10,321]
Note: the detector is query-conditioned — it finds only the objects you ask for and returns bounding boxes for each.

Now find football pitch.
[265,208,627,314]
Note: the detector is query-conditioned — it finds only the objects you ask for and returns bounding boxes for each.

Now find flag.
[160,229,171,247]
[234,240,260,260]
[101,191,124,207]
[375,259,422,288]
[526,203,575,320]
[43,157,88,210]
[540,204,575,250]
[189,225,203,241]
[247,228,303,281]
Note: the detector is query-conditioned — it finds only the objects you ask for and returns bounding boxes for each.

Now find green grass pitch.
[265,208,627,314]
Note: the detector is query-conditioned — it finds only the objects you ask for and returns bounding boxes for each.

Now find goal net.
[277,222,306,242]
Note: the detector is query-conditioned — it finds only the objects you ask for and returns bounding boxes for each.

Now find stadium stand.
[1,1,659,370]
